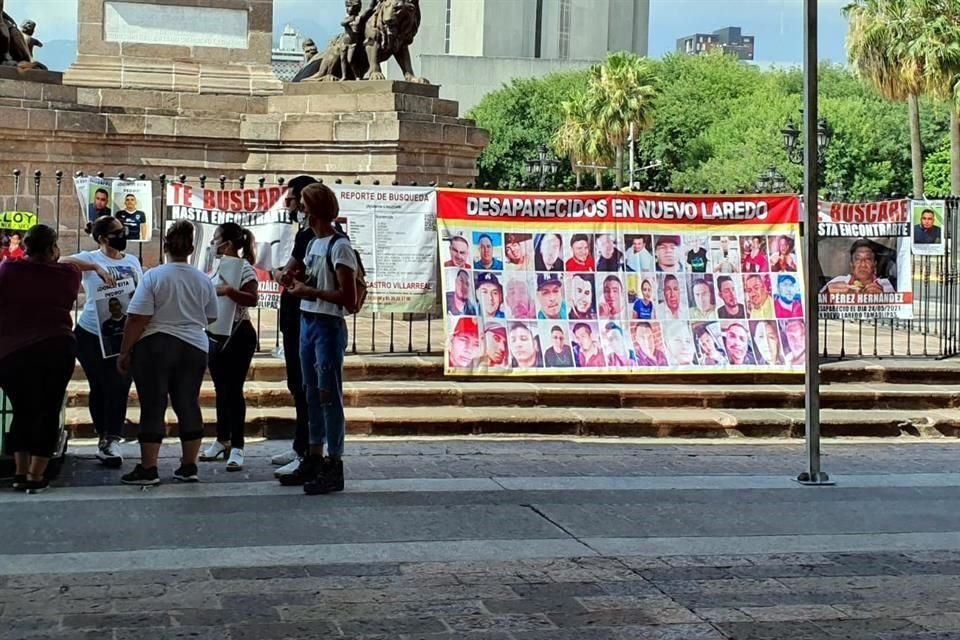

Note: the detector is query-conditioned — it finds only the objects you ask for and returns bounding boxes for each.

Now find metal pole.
[798,0,831,486]
[629,122,635,189]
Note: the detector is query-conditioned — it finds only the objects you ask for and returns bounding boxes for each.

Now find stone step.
[65,380,960,412]
[70,355,960,385]
[63,406,960,440]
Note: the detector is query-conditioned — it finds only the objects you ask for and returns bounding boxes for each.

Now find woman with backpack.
[283,183,360,495]
[199,223,259,471]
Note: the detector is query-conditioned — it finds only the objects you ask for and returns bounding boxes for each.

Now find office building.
[676,26,755,61]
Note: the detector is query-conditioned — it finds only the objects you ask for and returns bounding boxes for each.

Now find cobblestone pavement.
[6,439,960,639]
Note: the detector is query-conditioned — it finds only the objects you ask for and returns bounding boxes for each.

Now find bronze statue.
[0,1,42,71]
[302,38,318,62]
[292,0,427,84]
[20,20,42,60]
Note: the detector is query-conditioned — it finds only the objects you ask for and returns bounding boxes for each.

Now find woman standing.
[200,223,259,471]
[63,216,142,468]
[0,225,107,493]
[118,221,218,486]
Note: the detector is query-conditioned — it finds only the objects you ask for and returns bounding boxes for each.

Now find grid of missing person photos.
[442,229,806,372]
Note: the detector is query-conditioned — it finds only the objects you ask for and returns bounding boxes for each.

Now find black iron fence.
[2,170,958,360]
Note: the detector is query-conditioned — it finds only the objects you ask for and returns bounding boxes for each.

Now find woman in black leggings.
[200,223,259,471]
[0,225,95,493]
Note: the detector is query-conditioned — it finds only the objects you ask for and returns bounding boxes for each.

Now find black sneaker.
[278,456,321,487]
[25,478,50,494]
[173,462,199,483]
[12,474,27,492]
[96,439,124,469]
[304,458,344,495]
[121,464,160,486]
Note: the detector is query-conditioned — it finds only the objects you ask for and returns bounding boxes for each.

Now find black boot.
[278,455,322,487]
[304,457,343,495]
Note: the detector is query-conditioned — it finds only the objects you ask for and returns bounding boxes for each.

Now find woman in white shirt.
[117,221,218,486]
[200,223,259,471]
[62,215,143,468]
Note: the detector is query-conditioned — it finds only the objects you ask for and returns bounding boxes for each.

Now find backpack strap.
[325,232,345,294]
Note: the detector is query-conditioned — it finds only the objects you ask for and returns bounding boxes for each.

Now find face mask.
[107,236,127,252]
[212,241,228,257]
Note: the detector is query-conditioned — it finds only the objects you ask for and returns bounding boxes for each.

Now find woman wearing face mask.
[62,216,143,468]
[200,223,259,471]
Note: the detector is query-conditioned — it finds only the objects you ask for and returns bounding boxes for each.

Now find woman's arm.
[59,256,116,286]
[117,314,152,374]
[288,264,356,308]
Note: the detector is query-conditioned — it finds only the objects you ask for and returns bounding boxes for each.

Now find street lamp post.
[756,165,787,193]
[782,117,832,167]
[525,144,560,190]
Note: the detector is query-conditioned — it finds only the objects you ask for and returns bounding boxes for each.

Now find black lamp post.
[525,144,560,190]
[756,165,787,193]
[781,117,832,166]
[828,180,848,202]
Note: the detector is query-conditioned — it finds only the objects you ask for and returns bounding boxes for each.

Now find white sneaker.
[96,439,123,468]
[271,450,298,466]
[274,457,302,478]
[226,448,244,472]
[200,441,229,462]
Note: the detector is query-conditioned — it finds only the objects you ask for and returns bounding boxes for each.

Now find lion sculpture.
[292,0,427,84]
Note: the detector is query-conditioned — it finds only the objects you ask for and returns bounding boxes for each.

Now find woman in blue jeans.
[282,183,357,495]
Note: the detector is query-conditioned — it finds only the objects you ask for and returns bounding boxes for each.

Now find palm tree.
[553,94,612,189]
[909,0,960,194]
[845,0,927,196]
[585,52,657,188]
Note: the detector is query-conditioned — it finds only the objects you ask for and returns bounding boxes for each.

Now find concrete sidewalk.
[5,439,960,638]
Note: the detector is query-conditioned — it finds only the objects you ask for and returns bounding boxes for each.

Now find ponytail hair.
[85,213,116,241]
[218,222,256,265]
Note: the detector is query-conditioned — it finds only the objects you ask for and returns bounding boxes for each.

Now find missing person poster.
[437,189,804,376]
[165,182,296,310]
[817,199,913,320]
[93,278,136,358]
[331,185,439,313]
[0,212,35,262]
[73,176,155,242]
[911,200,946,256]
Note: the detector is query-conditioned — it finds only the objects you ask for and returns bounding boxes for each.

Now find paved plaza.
[6,439,960,639]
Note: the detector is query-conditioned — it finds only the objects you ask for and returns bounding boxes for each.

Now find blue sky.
[9,0,851,71]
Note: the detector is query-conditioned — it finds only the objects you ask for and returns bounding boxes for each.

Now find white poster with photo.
[74,176,114,224]
[911,200,946,257]
[93,278,136,359]
[208,255,243,337]
[332,185,438,313]
[111,180,154,243]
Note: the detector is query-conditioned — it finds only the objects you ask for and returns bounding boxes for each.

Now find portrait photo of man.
[663,321,696,366]
[657,274,688,321]
[722,320,756,366]
[716,275,747,319]
[693,322,727,366]
[481,323,509,370]
[624,234,655,273]
[602,322,637,367]
[114,193,148,241]
[475,271,506,319]
[712,236,739,274]
[536,273,567,320]
[444,233,472,269]
[821,240,895,295]
[88,187,111,223]
[504,233,534,271]
[505,273,537,319]
[914,207,943,245]
[543,324,575,368]
[446,268,477,316]
[448,316,481,369]
[567,273,597,320]
[770,235,797,272]
[566,233,596,272]
[781,318,806,366]
[534,233,564,272]
[99,297,128,357]
[774,273,803,319]
[744,273,775,320]
[688,276,717,321]
[598,274,626,320]
[685,236,709,273]
[473,232,504,270]
[655,235,685,273]
[595,234,623,271]
[571,322,605,368]
[631,321,668,367]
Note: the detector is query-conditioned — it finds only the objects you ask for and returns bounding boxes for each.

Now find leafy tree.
[553,93,611,189]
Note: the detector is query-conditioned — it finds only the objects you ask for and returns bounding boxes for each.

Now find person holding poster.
[117,221,218,486]
[722,320,756,366]
[114,192,148,242]
[543,325,575,368]
[566,233,596,272]
[774,274,803,319]
[572,322,605,368]
[201,224,259,472]
[744,273,775,319]
[568,273,598,320]
[63,215,142,468]
[631,277,656,320]
[508,322,543,369]
[475,272,506,319]
[536,273,567,320]
[657,274,688,321]
[447,269,477,316]
[821,240,895,295]
[632,321,668,367]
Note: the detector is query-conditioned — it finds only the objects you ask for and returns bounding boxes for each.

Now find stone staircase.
[64,356,960,439]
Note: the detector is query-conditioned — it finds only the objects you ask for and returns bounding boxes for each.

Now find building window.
[444,0,452,54]
[558,0,572,59]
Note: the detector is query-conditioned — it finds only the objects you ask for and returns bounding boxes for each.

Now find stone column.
[63,0,282,96]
